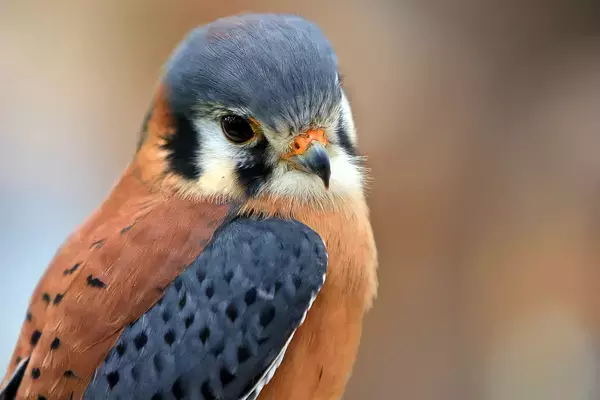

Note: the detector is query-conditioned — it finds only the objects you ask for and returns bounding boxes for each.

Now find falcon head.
[138,13,364,204]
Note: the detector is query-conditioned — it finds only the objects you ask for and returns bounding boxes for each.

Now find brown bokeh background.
[2,1,600,399]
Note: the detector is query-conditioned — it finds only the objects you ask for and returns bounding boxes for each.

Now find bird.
[0,13,378,400]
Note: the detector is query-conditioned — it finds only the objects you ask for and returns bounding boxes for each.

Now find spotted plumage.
[1,12,377,400]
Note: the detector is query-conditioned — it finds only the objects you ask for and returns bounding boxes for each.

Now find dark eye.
[221,115,255,143]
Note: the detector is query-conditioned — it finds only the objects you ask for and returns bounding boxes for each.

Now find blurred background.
[1,1,600,399]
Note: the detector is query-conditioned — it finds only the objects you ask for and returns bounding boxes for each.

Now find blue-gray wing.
[83,217,327,400]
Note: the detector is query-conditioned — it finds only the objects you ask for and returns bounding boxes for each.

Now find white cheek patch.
[328,152,363,194]
[339,92,358,146]
[192,119,243,197]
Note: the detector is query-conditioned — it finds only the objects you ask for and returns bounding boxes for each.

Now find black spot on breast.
[90,239,106,249]
[184,314,194,329]
[336,119,357,157]
[64,263,80,275]
[161,112,201,180]
[42,293,51,304]
[224,270,234,283]
[220,368,235,387]
[174,277,183,292]
[53,293,64,305]
[237,346,250,363]
[162,310,171,323]
[244,288,257,306]
[50,337,60,350]
[120,224,134,234]
[63,370,75,378]
[201,381,216,400]
[106,371,119,389]
[172,378,185,400]
[116,342,126,357]
[26,312,32,322]
[86,275,106,288]
[178,294,187,309]
[212,342,224,357]
[226,303,238,322]
[164,330,176,346]
[199,327,210,344]
[31,368,41,379]
[134,332,148,350]
[205,285,214,299]
[260,305,276,327]
[30,330,42,346]
[37,395,47,400]
[235,138,272,196]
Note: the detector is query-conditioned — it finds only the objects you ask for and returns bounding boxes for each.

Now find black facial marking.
[336,119,357,158]
[161,112,200,180]
[42,293,51,304]
[64,263,80,275]
[15,356,22,365]
[30,330,42,346]
[37,395,47,400]
[235,138,272,196]
[87,275,107,288]
[31,368,41,379]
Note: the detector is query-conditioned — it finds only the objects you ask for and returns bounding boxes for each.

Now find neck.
[238,191,369,221]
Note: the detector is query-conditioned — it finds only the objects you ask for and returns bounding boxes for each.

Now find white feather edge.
[239,242,328,400]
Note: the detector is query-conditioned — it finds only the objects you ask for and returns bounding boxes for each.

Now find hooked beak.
[283,129,331,189]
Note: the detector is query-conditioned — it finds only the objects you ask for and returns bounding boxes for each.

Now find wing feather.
[83,217,328,400]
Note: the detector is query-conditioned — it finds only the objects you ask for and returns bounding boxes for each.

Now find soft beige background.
[1,1,600,399]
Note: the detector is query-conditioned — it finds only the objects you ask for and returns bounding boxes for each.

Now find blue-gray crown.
[163,13,341,133]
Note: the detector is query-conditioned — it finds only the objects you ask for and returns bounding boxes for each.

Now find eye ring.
[220,115,256,144]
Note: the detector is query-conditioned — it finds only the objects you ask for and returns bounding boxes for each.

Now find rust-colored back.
[2,164,230,399]
[1,84,232,400]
